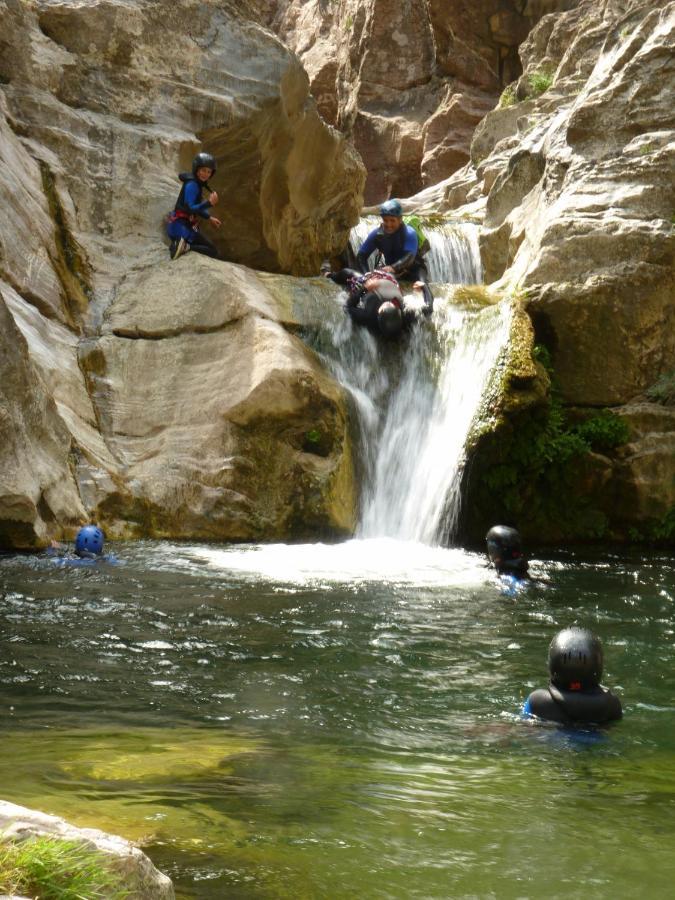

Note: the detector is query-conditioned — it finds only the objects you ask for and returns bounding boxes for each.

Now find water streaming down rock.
[314,220,508,545]
[348,216,482,284]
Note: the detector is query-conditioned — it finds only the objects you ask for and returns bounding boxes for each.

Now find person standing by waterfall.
[166,152,222,260]
[356,199,434,315]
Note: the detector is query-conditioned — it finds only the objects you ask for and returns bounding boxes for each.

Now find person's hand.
[209,191,219,205]
[382,265,394,273]
[413,281,424,292]
[209,216,222,228]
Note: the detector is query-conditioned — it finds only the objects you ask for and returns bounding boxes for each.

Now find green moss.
[39,161,92,325]
[465,344,630,541]
[498,84,517,109]
[0,836,130,900]
[527,69,554,97]
[646,371,675,406]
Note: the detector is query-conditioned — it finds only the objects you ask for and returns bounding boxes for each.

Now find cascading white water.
[349,217,483,284]
[314,219,509,546]
[357,296,509,543]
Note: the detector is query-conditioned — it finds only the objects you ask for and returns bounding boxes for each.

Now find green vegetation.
[646,372,675,405]
[0,835,129,900]
[469,345,630,540]
[527,69,554,97]
[498,83,517,109]
[306,428,321,445]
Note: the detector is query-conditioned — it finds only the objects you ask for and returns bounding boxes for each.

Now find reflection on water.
[1,542,674,898]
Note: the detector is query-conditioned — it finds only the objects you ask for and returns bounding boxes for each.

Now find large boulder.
[0,0,362,548]
[77,257,356,540]
[0,800,173,900]
[0,0,365,281]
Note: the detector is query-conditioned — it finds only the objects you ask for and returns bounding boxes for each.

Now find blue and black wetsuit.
[357,224,433,312]
[166,174,218,258]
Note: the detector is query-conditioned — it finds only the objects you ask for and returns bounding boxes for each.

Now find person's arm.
[389,226,418,276]
[183,180,213,219]
[356,230,378,273]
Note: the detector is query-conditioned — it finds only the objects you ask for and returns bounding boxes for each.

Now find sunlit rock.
[0,800,174,900]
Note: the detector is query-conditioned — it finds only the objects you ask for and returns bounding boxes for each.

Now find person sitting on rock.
[356,199,433,315]
[522,627,623,726]
[326,267,406,338]
[166,152,222,260]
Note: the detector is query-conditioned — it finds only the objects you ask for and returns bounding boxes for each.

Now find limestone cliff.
[436,0,675,541]
[263,0,578,203]
[0,0,360,548]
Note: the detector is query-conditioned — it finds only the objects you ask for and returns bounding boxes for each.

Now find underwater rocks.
[0,800,174,899]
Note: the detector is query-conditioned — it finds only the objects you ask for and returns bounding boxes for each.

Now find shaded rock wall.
[264,0,578,203]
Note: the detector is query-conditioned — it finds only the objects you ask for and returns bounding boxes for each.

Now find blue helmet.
[379,198,403,217]
[75,525,104,557]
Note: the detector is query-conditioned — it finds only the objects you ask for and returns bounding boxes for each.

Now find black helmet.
[377,301,403,338]
[192,152,216,175]
[485,525,527,574]
[548,627,603,691]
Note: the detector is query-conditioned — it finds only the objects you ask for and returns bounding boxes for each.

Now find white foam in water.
[188,539,487,587]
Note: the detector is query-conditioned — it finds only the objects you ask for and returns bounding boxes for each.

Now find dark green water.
[1,540,674,898]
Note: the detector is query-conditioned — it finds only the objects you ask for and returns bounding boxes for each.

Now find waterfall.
[349,217,482,284]
[312,219,509,546]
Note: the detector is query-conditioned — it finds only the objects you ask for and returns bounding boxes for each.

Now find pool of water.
[1,541,674,898]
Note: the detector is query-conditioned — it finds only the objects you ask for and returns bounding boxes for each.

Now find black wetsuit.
[524,684,622,725]
[327,267,408,331]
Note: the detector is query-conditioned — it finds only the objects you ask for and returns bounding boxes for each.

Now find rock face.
[0,0,365,281]
[0,800,174,899]
[264,0,576,203]
[439,0,675,540]
[81,258,356,541]
[2,254,356,546]
[0,0,360,548]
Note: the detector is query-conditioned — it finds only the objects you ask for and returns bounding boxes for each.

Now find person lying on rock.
[166,152,222,260]
[356,199,433,315]
[325,267,408,338]
[522,627,623,726]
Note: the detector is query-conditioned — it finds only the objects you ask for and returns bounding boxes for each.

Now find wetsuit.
[166,174,218,258]
[356,223,433,312]
[328,268,406,330]
[523,683,622,725]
